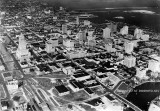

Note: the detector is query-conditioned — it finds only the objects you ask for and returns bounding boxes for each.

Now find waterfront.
[127,82,160,111]
[85,8,160,33]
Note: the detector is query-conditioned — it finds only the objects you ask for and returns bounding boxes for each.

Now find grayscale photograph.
[0,0,160,111]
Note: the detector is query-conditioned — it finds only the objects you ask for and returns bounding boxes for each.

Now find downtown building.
[16,33,31,62]
[103,27,111,39]
[63,39,75,50]
[108,22,117,33]
[148,55,160,72]
[134,28,143,39]
[123,56,136,68]
[45,38,59,53]
[62,24,67,34]
[124,41,134,54]
[76,16,80,25]
[141,34,149,41]
[77,30,87,42]
[120,26,128,35]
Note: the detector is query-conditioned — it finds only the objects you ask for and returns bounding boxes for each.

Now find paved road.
[0,44,11,101]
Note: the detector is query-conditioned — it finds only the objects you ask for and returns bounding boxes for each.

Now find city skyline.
[0,0,160,111]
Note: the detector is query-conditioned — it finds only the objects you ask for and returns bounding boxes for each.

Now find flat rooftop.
[2,72,12,78]
[55,85,69,93]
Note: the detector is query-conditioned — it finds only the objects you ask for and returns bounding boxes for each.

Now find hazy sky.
[44,0,160,9]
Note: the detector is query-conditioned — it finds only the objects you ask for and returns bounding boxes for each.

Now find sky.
[43,0,160,9]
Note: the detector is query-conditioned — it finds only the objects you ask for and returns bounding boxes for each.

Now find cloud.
[124,10,156,14]
[43,0,159,9]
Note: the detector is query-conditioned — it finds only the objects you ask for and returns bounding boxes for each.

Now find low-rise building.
[2,72,13,81]
[55,85,70,96]
[141,34,149,41]
[63,39,75,50]
[84,88,94,97]
[73,73,90,81]
[68,81,79,92]
[66,50,87,59]
[7,80,18,94]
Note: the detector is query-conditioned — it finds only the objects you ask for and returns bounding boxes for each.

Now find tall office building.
[120,26,128,35]
[103,27,111,39]
[148,55,160,72]
[16,33,30,62]
[134,28,143,39]
[0,12,3,25]
[76,16,79,25]
[62,24,67,34]
[77,30,87,42]
[124,41,134,54]
[108,23,117,33]
[45,39,58,53]
[123,56,136,68]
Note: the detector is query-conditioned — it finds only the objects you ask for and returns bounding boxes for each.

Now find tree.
[146,70,152,77]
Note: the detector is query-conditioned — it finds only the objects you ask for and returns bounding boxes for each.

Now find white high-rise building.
[120,26,128,35]
[148,55,160,72]
[123,56,136,68]
[76,16,79,25]
[124,41,134,54]
[45,39,58,53]
[0,12,2,25]
[134,28,143,39]
[103,27,111,39]
[16,33,30,62]
[62,24,67,34]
